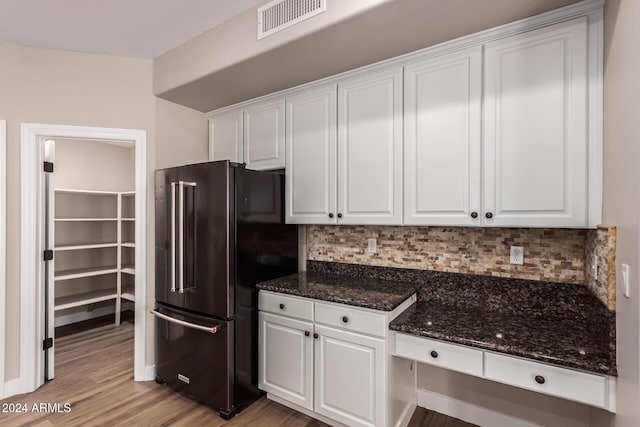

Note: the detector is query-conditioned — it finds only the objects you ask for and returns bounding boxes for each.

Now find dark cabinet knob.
[485,212,493,219]
[534,375,545,384]
[471,212,478,219]
[430,351,438,359]
[304,331,310,337]
[279,303,285,310]
[313,333,319,339]
[342,316,349,323]
[329,213,334,218]
[337,213,343,218]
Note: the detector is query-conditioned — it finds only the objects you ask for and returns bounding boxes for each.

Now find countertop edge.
[256,284,414,312]
[389,326,618,377]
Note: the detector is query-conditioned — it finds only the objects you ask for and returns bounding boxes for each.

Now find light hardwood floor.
[0,321,474,427]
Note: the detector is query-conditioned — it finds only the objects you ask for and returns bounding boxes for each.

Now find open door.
[42,138,55,380]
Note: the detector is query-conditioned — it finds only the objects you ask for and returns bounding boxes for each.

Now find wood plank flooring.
[407,407,476,427]
[0,321,474,427]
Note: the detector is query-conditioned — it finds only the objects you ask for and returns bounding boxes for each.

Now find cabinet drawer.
[484,352,606,408]
[394,333,483,377]
[259,292,314,321]
[315,302,386,338]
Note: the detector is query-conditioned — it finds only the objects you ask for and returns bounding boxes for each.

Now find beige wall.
[0,40,208,380]
[591,0,640,426]
[153,0,580,112]
[153,0,390,95]
[54,139,135,192]
[154,98,208,169]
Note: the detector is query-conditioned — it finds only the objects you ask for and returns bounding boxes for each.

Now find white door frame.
[17,123,150,396]
[0,120,6,398]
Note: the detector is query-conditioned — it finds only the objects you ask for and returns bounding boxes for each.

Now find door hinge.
[43,337,53,351]
[43,249,53,261]
[43,161,54,173]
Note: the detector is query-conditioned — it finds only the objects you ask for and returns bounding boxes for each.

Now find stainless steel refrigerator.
[152,161,298,419]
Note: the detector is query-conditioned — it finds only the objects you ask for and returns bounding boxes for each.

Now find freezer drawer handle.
[150,309,220,334]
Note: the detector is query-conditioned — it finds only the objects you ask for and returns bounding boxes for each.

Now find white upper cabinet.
[208,5,602,229]
[243,97,285,170]
[404,47,482,226]
[337,67,403,225]
[285,85,337,224]
[209,108,243,163]
[483,17,589,227]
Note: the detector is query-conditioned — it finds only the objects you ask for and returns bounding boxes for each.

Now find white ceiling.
[0,0,265,58]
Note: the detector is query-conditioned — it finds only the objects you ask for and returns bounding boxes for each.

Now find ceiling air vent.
[258,0,326,40]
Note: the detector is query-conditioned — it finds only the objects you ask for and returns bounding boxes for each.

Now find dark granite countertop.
[258,261,616,376]
[389,275,617,376]
[256,271,418,312]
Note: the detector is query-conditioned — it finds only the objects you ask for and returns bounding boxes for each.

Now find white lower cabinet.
[315,325,384,427]
[483,352,607,408]
[392,333,616,413]
[259,291,416,427]
[394,332,482,377]
[258,312,313,410]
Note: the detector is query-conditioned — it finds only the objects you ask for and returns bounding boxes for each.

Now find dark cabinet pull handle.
[329,213,334,218]
[279,303,285,310]
[430,351,438,359]
[471,212,478,219]
[485,212,493,219]
[337,213,343,218]
[313,333,319,339]
[304,331,310,337]
[342,316,349,323]
[535,375,545,384]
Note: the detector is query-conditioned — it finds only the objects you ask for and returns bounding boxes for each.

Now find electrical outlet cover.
[510,246,524,265]
[622,264,630,298]
[368,238,377,254]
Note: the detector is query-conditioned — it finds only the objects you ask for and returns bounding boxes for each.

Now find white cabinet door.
[404,47,482,226]
[209,108,243,163]
[285,84,337,224]
[243,97,285,170]
[259,312,314,410]
[337,67,403,225]
[483,17,588,227]
[314,324,385,427]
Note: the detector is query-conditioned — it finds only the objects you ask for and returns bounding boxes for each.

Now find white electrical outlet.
[368,238,377,254]
[510,246,524,265]
[622,263,630,298]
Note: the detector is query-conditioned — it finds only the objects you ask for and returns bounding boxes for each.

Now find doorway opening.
[19,123,149,397]
[49,138,136,377]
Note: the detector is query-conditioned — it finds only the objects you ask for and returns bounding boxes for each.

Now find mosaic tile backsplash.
[307,225,616,309]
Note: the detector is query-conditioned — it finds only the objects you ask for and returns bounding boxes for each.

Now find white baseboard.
[417,389,537,427]
[396,396,417,427]
[55,302,134,327]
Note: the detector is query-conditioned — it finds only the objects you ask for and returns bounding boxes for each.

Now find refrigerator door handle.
[178,181,184,293]
[150,309,221,334]
[178,181,197,294]
[170,182,177,293]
